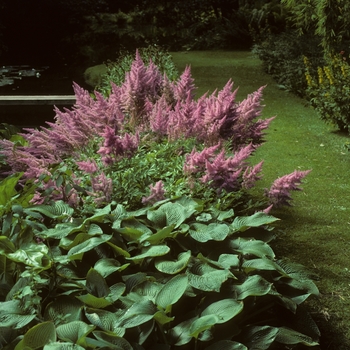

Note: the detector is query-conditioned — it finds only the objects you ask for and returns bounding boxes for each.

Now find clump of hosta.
[0,50,310,212]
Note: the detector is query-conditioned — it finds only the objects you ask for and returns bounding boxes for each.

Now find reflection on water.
[0,66,49,87]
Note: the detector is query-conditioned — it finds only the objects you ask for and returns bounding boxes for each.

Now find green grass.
[171,50,350,349]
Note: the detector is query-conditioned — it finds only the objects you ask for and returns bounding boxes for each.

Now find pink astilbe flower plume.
[142,181,166,205]
[173,65,196,101]
[266,170,312,207]
[242,160,264,189]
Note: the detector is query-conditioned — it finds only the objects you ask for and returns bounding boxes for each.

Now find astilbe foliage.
[0,51,310,209]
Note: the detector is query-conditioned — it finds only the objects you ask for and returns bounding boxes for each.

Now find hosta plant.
[0,187,320,349]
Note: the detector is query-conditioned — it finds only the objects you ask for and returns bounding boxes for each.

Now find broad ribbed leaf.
[189,223,230,242]
[44,296,84,324]
[43,222,83,239]
[28,200,74,219]
[132,280,162,302]
[76,294,112,309]
[93,331,133,349]
[0,173,22,206]
[86,268,110,297]
[231,212,279,232]
[84,307,123,334]
[218,254,240,269]
[232,275,272,300]
[106,241,130,257]
[169,316,198,346]
[14,321,56,350]
[119,300,157,328]
[0,313,36,329]
[0,236,16,253]
[156,274,188,310]
[94,258,123,277]
[276,327,319,346]
[201,299,243,324]
[7,243,50,268]
[127,245,170,261]
[88,223,103,235]
[44,342,85,350]
[141,225,175,244]
[68,235,112,258]
[155,250,191,274]
[189,315,218,338]
[187,264,231,292]
[283,278,319,304]
[243,326,278,350]
[56,321,94,343]
[154,310,175,325]
[242,258,283,273]
[205,340,248,350]
[230,238,275,259]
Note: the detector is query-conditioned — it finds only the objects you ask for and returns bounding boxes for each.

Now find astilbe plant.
[0,50,310,211]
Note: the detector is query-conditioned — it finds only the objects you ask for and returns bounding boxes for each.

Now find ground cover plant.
[0,51,321,349]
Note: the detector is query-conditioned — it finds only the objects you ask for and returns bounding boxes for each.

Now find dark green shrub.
[252,31,324,96]
[304,51,350,132]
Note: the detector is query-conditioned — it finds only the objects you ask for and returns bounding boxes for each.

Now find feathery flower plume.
[142,180,166,205]
[242,160,264,189]
[173,65,196,101]
[266,170,311,207]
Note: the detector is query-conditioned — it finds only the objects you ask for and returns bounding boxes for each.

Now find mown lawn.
[171,50,350,350]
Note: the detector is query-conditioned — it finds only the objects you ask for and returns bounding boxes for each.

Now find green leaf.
[155,250,191,274]
[218,254,240,269]
[0,313,36,329]
[0,173,22,206]
[232,275,272,300]
[94,258,125,277]
[140,225,175,244]
[86,268,110,297]
[119,300,157,328]
[230,238,275,259]
[93,331,133,349]
[276,327,319,346]
[44,343,85,350]
[0,236,16,254]
[44,296,84,324]
[231,212,279,232]
[204,340,248,350]
[155,274,188,310]
[28,200,74,219]
[169,316,198,346]
[243,326,279,350]
[201,299,243,324]
[15,321,56,350]
[84,307,123,334]
[242,258,284,273]
[127,245,170,261]
[68,235,112,259]
[153,310,175,325]
[56,321,95,343]
[76,294,112,309]
[189,314,218,338]
[189,223,230,242]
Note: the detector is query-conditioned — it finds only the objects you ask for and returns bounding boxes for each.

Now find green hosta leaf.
[94,258,125,277]
[14,321,56,350]
[242,258,284,274]
[218,254,240,269]
[28,200,74,219]
[243,326,279,350]
[44,342,85,350]
[154,310,175,325]
[201,299,243,324]
[82,204,112,225]
[68,234,112,259]
[169,316,198,346]
[231,212,279,232]
[0,236,16,253]
[205,340,248,350]
[88,223,103,235]
[147,202,195,228]
[76,294,112,309]
[276,327,319,346]
[189,314,218,338]
[93,331,133,349]
[84,307,123,334]
[86,268,110,297]
[140,225,175,244]
[132,280,162,302]
[43,222,83,239]
[44,296,84,324]
[127,245,170,261]
[0,313,36,329]
[189,223,230,242]
[156,274,188,310]
[115,227,145,242]
[119,300,157,328]
[106,241,130,258]
[56,321,95,343]
[187,264,232,292]
[116,217,153,239]
[283,278,319,304]
[232,275,272,300]
[210,208,235,221]
[230,238,275,259]
[0,173,22,206]
[155,250,191,274]
[7,243,50,268]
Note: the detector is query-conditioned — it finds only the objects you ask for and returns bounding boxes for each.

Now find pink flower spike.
[142,181,166,205]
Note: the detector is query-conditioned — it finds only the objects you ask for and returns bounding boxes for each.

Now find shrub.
[252,31,324,96]
[0,50,318,349]
[304,51,350,132]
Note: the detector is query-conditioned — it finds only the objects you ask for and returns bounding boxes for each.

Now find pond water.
[0,65,48,88]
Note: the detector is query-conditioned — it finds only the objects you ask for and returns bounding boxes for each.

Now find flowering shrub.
[0,50,310,213]
[304,51,350,131]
